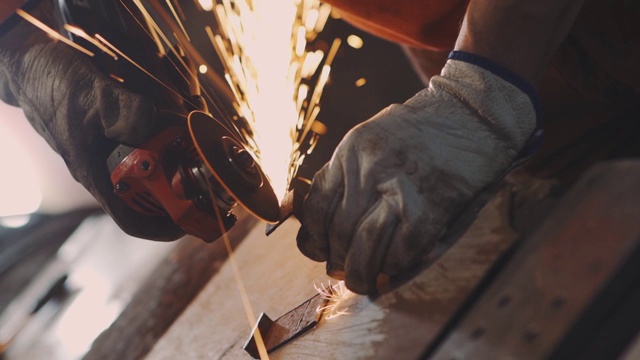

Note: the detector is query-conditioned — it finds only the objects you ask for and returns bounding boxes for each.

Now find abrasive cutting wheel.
[188,111,281,223]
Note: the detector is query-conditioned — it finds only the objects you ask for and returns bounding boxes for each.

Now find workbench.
[85,160,640,359]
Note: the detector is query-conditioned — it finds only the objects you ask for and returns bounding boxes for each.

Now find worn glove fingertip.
[296,225,328,262]
[98,78,158,146]
[127,93,158,140]
[326,265,345,281]
[344,271,377,295]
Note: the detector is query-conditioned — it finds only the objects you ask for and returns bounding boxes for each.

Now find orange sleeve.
[324,0,468,50]
[0,0,24,23]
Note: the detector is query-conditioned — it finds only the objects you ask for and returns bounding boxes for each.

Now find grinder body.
[55,0,238,242]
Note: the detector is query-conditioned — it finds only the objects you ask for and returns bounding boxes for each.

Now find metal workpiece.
[266,179,310,235]
[243,293,329,359]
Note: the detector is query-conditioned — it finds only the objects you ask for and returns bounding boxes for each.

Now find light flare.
[304,9,319,31]
[198,0,215,11]
[314,4,331,32]
[346,34,363,49]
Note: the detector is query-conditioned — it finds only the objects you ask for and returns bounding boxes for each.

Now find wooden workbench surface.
[145,189,517,359]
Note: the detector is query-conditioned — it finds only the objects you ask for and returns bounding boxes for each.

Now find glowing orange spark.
[126,0,166,56]
[325,37,342,67]
[125,1,192,81]
[95,34,199,110]
[109,74,125,83]
[16,9,94,57]
[142,0,239,133]
[165,0,191,41]
[314,280,355,320]
[346,34,364,49]
[63,25,118,60]
[198,0,214,11]
[314,4,331,33]
[124,0,239,136]
[206,177,270,359]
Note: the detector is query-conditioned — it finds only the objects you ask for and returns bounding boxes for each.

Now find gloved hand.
[297,56,537,294]
[0,2,184,240]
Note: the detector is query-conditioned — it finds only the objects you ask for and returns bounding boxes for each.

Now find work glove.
[0,2,184,240]
[297,54,538,294]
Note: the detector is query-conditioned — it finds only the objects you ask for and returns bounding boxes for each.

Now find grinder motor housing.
[55,0,238,242]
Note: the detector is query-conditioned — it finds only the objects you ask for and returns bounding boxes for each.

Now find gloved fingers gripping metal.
[297,59,537,294]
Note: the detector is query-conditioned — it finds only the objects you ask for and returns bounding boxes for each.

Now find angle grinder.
[56,0,280,242]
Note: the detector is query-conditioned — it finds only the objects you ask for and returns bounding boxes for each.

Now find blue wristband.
[448,50,541,123]
[448,50,543,162]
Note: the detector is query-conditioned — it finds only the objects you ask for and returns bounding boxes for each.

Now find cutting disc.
[188,111,280,223]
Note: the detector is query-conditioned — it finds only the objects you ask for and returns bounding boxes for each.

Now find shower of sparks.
[16,9,95,57]
[63,25,119,60]
[314,280,355,320]
[19,5,205,114]
[207,0,336,202]
[95,33,200,110]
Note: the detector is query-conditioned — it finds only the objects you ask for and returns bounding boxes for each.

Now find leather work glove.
[297,54,538,294]
[0,2,184,240]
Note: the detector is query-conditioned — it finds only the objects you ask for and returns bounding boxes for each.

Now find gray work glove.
[297,58,537,294]
[0,3,184,240]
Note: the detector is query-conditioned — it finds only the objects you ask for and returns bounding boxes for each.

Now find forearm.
[0,0,24,23]
[456,0,585,85]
